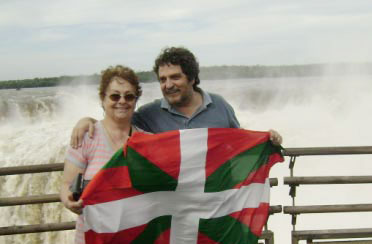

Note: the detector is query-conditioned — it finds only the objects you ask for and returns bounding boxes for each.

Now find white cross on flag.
[81,128,283,244]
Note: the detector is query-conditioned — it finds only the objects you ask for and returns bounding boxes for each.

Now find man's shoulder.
[205,91,229,105]
[207,91,223,99]
[136,99,163,117]
[138,99,162,111]
[132,98,167,132]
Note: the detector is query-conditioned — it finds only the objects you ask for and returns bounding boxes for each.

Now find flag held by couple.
[81,128,284,244]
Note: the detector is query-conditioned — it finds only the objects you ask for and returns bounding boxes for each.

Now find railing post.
[292,234,299,244]
[289,156,298,232]
[267,233,274,244]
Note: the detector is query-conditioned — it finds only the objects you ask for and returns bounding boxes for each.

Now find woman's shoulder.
[80,121,105,144]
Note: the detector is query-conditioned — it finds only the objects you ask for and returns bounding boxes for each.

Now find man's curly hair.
[153,47,200,91]
[99,65,142,101]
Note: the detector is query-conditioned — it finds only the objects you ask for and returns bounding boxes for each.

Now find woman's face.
[102,77,137,122]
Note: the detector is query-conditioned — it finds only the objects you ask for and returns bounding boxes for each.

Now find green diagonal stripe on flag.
[102,147,128,168]
[205,142,280,192]
[131,215,172,244]
[198,214,259,244]
[126,146,178,193]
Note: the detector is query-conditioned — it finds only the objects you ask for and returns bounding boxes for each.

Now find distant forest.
[1,63,371,90]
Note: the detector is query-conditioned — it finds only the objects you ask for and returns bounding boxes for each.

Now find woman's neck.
[103,117,131,131]
[102,117,132,151]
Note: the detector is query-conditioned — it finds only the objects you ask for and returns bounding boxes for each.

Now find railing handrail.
[284,204,372,214]
[0,182,279,206]
[1,146,371,176]
[0,222,274,239]
[0,194,60,207]
[292,228,372,240]
[283,146,372,156]
[284,176,372,185]
[0,163,64,176]
[0,221,76,236]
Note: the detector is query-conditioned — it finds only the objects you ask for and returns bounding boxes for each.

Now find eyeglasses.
[106,93,138,102]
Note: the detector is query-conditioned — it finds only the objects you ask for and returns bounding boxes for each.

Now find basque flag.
[81,128,284,244]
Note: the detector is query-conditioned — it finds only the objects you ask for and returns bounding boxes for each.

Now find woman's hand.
[60,161,85,215]
[62,192,83,215]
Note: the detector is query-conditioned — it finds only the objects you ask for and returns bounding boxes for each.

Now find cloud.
[0,0,371,80]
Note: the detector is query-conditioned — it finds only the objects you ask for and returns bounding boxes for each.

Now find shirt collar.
[160,89,212,111]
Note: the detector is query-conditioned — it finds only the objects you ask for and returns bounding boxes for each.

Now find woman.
[60,65,143,244]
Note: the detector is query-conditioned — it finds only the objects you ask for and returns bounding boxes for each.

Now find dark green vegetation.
[1,63,371,90]
[0,72,156,90]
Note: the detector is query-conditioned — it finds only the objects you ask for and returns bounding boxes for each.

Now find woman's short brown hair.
[99,65,142,101]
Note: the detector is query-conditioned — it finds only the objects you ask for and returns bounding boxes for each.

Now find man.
[71,47,282,146]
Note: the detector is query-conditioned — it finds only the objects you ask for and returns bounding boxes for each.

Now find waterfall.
[1,75,371,243]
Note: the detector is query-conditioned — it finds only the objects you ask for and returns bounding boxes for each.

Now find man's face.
[158,64,194,107]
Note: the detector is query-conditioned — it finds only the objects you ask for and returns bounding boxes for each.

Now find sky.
[1,0,372,81]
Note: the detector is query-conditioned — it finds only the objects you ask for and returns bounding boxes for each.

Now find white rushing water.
[0,75,371,243]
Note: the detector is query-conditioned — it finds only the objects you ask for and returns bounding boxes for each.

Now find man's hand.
[70,117,97,148]
[269,129,283,145]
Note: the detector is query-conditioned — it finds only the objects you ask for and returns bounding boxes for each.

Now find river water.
[0,75,371,243]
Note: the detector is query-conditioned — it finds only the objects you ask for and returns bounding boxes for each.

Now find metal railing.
[2,146,372,243]
[282,146,372,244]
[0,161,281,243]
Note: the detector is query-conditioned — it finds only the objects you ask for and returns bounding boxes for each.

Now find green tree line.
[1,63,371,90]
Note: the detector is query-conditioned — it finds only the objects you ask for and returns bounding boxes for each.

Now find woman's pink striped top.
[65,121,142,244]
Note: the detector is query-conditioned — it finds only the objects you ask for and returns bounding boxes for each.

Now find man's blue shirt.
[132,89,240,133]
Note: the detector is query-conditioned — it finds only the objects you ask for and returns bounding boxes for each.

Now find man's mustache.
[165,88,180,94]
